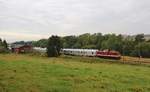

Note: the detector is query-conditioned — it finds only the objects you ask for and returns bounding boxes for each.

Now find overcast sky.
[0,0,150,42]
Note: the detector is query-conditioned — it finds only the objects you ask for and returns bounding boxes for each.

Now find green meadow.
[0,54,150,92]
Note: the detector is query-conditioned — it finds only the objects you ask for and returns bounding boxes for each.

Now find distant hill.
[12,41,32,45]
[122,34,150,41]
[145,35,150,40]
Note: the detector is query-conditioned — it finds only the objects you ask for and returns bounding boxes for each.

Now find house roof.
[11,44,31,48]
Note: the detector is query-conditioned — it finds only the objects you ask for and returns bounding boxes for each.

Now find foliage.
[62,36,78,48]
[135,34,145,44]
[47,35,63,57]
[0,38,8,53]
[32,39,48,48]
[122,39,135,56]
[3,40,8,49]
[101,34,123,52]
[31,33,150,58]
[132,42,150,58]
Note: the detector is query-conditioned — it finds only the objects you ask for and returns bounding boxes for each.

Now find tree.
[62,36,77,48]
[32,39,48,48]
[77,33,90,48]
[135,34,145,43]
[122,39,135,56]
[95,33,103,50]
[0,39,8,53]
[47,35,63,57]
[0,38,2,45]
[3,40,8,49]
[88,33,103,49]
[101,34,123,52]
[131,42,150,58]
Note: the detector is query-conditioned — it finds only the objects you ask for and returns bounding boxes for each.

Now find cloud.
[0,0,150,42]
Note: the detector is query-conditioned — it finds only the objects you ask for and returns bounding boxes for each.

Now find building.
[33,47,46,53]
[11,44,33,53]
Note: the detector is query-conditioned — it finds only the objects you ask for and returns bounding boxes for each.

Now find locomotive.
[62,49,121,59]
[96,50,121,59]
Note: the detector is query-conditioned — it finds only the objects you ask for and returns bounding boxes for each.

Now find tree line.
[32,33,150,58]
[0,38,8,53]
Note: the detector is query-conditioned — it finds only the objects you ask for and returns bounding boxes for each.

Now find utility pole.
[138,43,142,64]
[122,45,125,63]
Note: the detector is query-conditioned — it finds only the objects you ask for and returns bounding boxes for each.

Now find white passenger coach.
[62,49,98,57]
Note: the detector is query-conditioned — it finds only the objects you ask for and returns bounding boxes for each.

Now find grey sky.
[0,0,150,42]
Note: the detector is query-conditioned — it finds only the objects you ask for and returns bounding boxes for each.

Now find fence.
[121,56,150,65]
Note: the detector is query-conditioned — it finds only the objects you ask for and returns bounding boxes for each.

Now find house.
[11,44,33,53]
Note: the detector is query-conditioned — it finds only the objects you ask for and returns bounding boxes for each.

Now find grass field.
[0,54,150,92]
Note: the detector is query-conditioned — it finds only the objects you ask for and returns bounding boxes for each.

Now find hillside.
[145,35,150,40]
[0,54,150,92]
[123,34,150,41]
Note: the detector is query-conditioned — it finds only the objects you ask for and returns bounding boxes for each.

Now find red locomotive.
[96,50,121,59]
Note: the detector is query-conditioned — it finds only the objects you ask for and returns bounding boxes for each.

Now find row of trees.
[65,33,150,58]
[0,38,8,53]
[33,33,150,58]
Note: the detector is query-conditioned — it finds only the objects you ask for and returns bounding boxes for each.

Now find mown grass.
[0,54,150,92]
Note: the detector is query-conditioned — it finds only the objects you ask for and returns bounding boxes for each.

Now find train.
[62,49,121,59]
[33,47,121,59]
